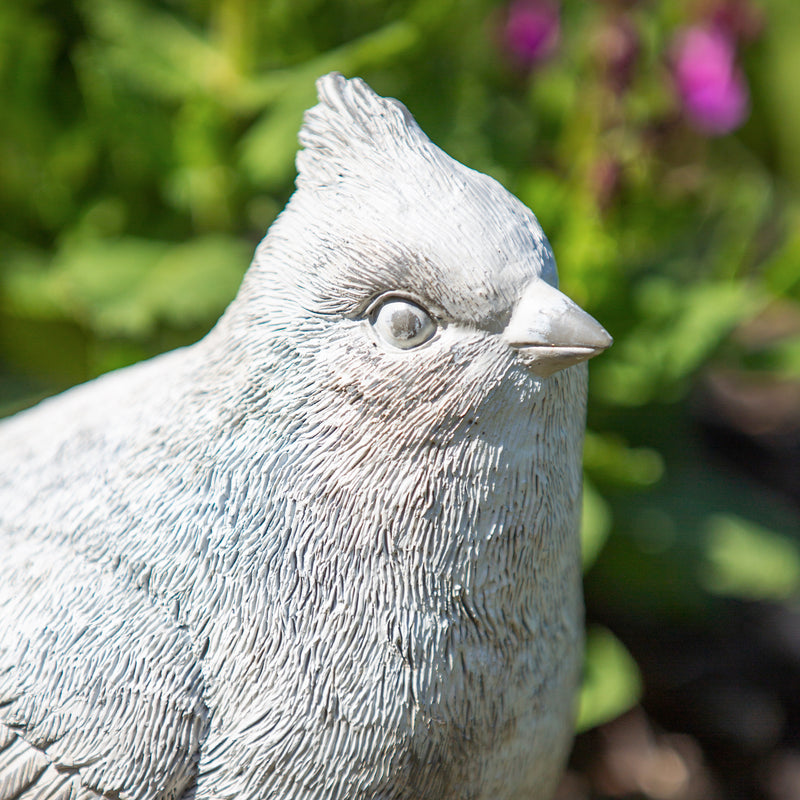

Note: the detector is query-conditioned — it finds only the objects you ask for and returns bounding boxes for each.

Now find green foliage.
[2,0,800,731]
[577,625,643,732]
[581,479,612,571]
[701,514,800,600]
[6,234,251,337]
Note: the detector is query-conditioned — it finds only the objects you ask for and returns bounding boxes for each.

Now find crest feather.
[296,73,431,188]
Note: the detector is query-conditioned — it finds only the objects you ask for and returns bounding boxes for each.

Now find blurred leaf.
[143,235,251,327]
[517,172,569,236]
[593,280,761,405]
[586,401,800,619]
[762,336,800,375]
[3,235,251,337]
[582,477,612,570]
[239,93,314,188]
[239,20,419,187]
[583,430,664,488]
[701,514,800,601]
[80,0,237,104]
[555,202,619,309]
[759,0,800,186]
[3,238,168,328]
[0,313,88,389]
[576,625,642,732]
[704,151,774,282]
[762,203,800,298]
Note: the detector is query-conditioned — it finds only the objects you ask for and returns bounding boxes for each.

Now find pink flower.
[504,0,561,67]
[673,25,750,136]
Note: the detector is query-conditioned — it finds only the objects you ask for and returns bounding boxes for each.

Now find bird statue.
[0,73,611,800]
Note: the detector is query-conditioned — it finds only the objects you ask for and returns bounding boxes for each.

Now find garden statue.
[0,73,611,800]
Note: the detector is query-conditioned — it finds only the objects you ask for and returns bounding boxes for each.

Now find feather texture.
[297,73,426,190]
[0,73,610,800]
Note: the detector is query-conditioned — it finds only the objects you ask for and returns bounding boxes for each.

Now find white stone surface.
[0,73,610,800]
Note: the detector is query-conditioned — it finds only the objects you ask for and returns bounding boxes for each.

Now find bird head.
[227,73,611,451]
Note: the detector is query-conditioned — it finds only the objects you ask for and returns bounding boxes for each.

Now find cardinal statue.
[0,73,611,800]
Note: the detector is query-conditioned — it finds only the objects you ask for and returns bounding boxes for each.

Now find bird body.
[0,74,610,800]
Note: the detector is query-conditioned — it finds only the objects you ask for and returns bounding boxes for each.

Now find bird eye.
[370,297,437,350]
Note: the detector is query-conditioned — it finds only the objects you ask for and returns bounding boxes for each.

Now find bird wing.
[0,533,208,800]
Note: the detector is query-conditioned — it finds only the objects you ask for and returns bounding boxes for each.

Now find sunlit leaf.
[3,235,251,337]
[581,477,612,570]
[583,430,664,488]
[592,280,761,406]
[576,625,643,732]
[701,514,800,601]
[239,20,419,186]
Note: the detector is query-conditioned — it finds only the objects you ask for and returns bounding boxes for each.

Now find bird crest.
[296,72,432,189]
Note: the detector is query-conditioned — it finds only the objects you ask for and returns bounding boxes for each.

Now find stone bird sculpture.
[0,73,611,800]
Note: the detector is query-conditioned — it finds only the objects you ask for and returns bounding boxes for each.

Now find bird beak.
[503,280,613,377]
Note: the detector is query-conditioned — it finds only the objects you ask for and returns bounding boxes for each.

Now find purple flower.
[504,0,561,67]
[673,25,750,136]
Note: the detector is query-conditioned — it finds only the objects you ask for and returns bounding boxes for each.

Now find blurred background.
[1,0,799,797]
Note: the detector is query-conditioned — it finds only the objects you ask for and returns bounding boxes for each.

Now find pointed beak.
[503,280,613,377]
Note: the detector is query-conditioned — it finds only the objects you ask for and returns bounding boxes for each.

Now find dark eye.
[370,298,437,350]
